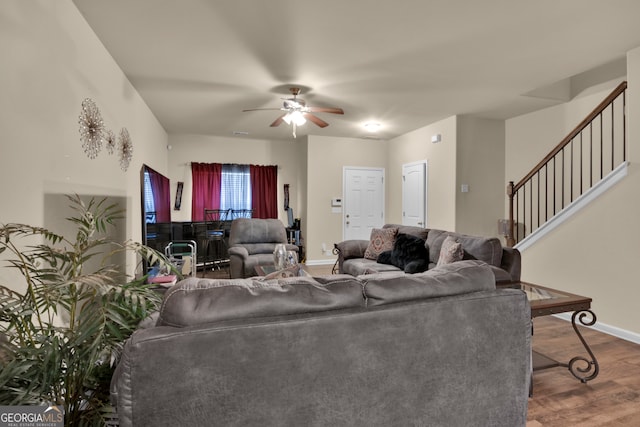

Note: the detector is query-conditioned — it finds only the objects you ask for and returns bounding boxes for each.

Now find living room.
[2,1,640,425]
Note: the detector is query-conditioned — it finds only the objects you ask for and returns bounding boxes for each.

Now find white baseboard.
[304,259,336,266]
[553,312,640,345]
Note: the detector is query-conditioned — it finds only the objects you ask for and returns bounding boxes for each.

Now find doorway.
[343,167,385,240]
[402,161,427,227]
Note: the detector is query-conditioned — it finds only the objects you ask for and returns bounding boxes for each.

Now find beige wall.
[505,79,625,182]
[305,135,387,262]
[167,134,304,225]
[504,53,640,336]
[167,118,504,264]
[0,1,168,288]
[456,116,505,237]
[387,116,458,231]
[10,4,636,338]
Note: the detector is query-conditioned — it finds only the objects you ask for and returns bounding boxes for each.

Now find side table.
[497,281,599,383]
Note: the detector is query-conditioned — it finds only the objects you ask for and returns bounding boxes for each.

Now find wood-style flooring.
[527,316,640,426]
[202,265,640,426]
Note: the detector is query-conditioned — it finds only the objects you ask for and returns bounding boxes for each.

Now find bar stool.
[202,209,230,275]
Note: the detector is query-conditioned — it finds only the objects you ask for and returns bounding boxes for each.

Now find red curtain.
[191,162,222,221]
[250,164,278,218]
[149,171,171,223]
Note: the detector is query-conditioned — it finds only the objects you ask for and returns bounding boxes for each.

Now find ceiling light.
[364,122,381,132]
[283,110,306,126]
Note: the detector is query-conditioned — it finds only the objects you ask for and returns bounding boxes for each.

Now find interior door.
[402,161,427,227]
[343,167,384,240]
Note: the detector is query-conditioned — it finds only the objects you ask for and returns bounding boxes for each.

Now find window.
[220,164,251,211]
[191,162,277,220]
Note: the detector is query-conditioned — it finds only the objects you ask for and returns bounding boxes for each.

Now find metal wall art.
[78,98,133,171]
[105,129,116,155]
[78,98,105,159]
[118,128,133,171]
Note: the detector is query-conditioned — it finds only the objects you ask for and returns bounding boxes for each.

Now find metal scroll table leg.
[561,309,599,383]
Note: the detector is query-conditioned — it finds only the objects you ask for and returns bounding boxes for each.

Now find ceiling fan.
[243,87,344,137]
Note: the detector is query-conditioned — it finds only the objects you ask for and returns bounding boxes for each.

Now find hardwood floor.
[527,316,640,426]
[203,265,640,426]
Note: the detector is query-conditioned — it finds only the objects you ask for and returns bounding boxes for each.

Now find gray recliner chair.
[228,218,299,278]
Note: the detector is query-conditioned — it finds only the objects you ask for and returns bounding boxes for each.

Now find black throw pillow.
[377,233,429,273]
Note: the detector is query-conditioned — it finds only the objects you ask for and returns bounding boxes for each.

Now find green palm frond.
[0,194,167,425]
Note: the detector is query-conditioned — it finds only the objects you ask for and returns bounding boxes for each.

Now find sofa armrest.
[110,341,133,422]
[500,247,521,282]
[228,246,249,259]
[334,240,369,273]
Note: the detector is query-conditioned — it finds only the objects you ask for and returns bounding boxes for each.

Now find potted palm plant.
[0,194,173,426]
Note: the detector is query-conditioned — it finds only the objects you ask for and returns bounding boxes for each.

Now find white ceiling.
[72,0,640,141]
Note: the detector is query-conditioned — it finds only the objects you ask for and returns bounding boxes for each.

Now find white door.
[343,167,384,240]
[402,161,427,227]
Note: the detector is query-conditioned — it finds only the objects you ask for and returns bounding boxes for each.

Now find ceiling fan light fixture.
[284,110,306,126]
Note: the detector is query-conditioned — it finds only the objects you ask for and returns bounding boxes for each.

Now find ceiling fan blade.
[307,107,344,115]
[304,113,329,128]
[270,115,286,127]
[242,108,284,112]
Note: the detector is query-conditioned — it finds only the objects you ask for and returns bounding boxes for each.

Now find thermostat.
[331,198,342,207]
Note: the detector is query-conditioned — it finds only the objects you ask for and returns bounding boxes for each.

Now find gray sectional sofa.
[111,260,531,426]
[335,224,521,283]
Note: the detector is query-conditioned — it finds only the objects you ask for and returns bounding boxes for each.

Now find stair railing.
[506,81,627,247]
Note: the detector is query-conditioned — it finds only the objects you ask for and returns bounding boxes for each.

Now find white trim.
[304,259,336,266]
[553,312,640,345]
[515,161,628,252]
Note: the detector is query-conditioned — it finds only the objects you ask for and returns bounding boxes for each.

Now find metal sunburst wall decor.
[78,98,105,159]
[77,98,134,171]
[118,127,133,171]
[105,129,116,155]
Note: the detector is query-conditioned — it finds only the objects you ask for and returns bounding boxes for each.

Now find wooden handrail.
[512,81,627,193]
[506,80,627,247]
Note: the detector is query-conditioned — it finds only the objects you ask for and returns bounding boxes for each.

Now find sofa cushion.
[158,275,365,327]
[437,235,464,266]
[427,229,503,267]
[364,227,398,260]
[343,258,401,276]
[376,233,429,273]
[363,260,496,307]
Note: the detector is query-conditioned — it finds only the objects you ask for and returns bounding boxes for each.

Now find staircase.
[506,81,628,249]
